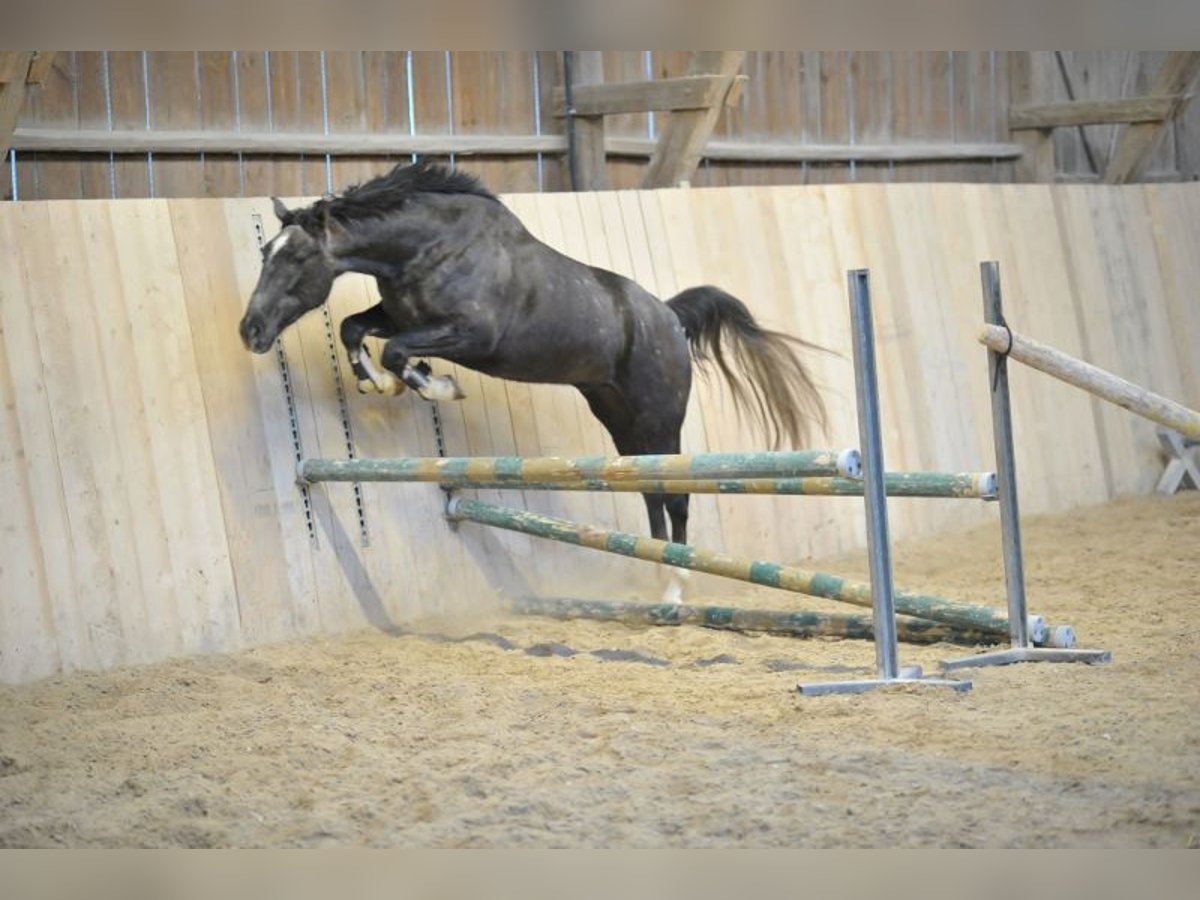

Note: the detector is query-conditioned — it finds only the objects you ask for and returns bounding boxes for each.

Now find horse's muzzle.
[239,314,272,354]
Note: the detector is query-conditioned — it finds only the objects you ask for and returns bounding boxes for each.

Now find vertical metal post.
[849,269,899,679]
[800,270,971,694]
[939,262,1110,671]
[980,261,1029,649]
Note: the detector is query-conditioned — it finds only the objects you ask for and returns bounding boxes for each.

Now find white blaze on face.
[266,228,292,263]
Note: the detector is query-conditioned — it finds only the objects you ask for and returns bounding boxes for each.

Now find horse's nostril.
[240,316,265,350]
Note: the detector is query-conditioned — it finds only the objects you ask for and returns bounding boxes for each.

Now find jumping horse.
[239,161,827,549]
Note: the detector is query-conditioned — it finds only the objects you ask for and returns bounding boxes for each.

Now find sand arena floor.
[0,492,1197,848]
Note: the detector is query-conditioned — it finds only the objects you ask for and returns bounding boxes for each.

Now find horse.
[238,161,827,551]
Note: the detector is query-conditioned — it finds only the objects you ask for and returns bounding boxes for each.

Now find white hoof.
[357,378,377,394]
[417,375,465,402]
[376,371,406,396]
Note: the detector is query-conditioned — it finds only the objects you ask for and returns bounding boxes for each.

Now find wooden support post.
[1008,51,1056,182]
[566,51,608,191]
[0,52,34,161]
[1106,51,1200,183]
[640,50,745,189]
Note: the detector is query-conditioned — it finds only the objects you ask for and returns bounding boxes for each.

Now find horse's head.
[238,198,338,353]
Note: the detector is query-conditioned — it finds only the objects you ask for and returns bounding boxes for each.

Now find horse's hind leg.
[340,305,402,395]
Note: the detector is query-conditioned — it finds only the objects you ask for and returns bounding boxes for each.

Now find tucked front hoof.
[357,378,377,395]
[376,372,407,396]
[417,375,466,402]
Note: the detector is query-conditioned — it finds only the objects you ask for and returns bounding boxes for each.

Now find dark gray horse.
[239,161,826,545]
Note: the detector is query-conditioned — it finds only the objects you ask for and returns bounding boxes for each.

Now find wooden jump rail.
[444,496,1052,643]
[297,448,863,487]
[441,471,998,499]
[978,323,1200,442]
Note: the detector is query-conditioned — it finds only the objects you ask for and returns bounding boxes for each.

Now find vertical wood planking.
[16,202,125,670]
[108,199,240,653]
[220,199,321,635]
[19,52,82,199]
[1143,183,1200,406]
[197,52,243,197]
[0,206,62,680]
[1052,185,1145,496]
[170,198,295,644]
[771,185,865,557]
[146,51,205,197]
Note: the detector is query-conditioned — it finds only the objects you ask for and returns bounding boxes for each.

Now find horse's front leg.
[380,326,469,402]
[340,305,404,395]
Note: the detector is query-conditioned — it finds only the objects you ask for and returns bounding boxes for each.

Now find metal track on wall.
[252,212,316,544]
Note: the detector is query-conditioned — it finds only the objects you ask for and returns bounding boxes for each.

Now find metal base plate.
[940,646,1112,672]
[798,676,972,696]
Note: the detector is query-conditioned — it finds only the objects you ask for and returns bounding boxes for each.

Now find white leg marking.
[355,345,405,395]
[413,371,465,402]
[662,568,691,605]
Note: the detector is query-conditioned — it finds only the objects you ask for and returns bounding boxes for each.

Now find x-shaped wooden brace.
[1155,426,1200,494]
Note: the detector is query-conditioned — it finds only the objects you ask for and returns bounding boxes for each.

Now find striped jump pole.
[444,496,1048,642]
[509,596,1002,647]
[297,448,862,487]
[440,471,998,499]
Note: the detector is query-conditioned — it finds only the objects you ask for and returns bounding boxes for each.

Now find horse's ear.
[271,197,294,225]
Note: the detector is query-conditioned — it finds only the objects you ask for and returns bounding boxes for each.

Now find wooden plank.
[641,51,745,189]
[882,184,985,538]
[169,198,300,644]
[1107,52,1200,183]
[106,51,152,197]
[73,52,113,198]
[0,52,33,83]
[109,199,241,654]
[197,51,243,197]
[26,51,56,85]
[17,201,130,671]
[552,74,746,117]
[1010,95,1177,130]
[1008,52,1055,182]
[567,51,608,190]
[770,184,866,557]
[0,206,62,681]
[1143,183,1200,407]
[1000,184,1110,508]
[146,51,205,197]
[15,50,80,200]
[0,52,32,157]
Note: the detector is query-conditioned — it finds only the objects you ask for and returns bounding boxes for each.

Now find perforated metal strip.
[252,213,316,544]
[321,306,370,546]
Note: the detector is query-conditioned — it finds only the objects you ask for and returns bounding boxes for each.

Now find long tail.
[667,285,828,448]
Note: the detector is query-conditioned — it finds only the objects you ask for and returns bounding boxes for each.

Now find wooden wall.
[2,182,1198,683]
[3,51,1145,200]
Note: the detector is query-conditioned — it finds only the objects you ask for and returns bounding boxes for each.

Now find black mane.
[294,161,496,231]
